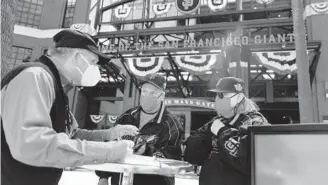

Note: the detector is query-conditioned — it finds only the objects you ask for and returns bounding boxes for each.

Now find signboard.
[175,0,201,14]
[164,98,215,109]
[100,33,295,53]
[256,0,275,5]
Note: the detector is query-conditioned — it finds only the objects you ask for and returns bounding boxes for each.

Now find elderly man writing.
[1,29,138,185]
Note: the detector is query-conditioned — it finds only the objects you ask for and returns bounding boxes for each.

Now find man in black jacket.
[96,73,184,185]
[184,77,269,185]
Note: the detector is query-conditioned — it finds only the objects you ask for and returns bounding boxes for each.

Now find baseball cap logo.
[234,83,243,92]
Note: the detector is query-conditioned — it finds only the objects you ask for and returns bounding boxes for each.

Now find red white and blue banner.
[175,54,217,72]
[153,3,174,15]
[90,115,118,124]
[127,56,165,77]
[114,5,132,19]
[70,24,97,36]
[253,51,297,75]
[90,115,105,124]
[208,0,228,11]
[126,54,219,76]
[304,2,328,19]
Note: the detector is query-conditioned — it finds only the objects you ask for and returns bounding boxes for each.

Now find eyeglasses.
[214,92,237,100]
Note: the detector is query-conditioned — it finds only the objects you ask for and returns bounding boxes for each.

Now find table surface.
[79,155,192,176]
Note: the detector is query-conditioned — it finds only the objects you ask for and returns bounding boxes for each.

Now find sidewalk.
[59,170,199,185]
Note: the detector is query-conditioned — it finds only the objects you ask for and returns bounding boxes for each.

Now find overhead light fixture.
[209,49,221,53]
[281,43,287,49]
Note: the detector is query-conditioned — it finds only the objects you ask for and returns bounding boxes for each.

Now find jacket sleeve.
[184,122,213,165]
[150,115,184,160]
[216,113,268,174]
[95,112,129,179]
[71,113,113,142]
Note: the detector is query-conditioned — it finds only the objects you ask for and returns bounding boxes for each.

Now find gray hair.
[46,47,88,57]
[234,97,259,114]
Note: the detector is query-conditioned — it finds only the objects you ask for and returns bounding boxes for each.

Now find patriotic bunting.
[114,5,132,19]
[90,115,118,124]
[175,54,217,72]
[253,51,297,75]
[127,56,165,77]
[208,0,227,11]
[70,24,97,36]
[304,2,328,19]
[126,54,219,76]
[153,3,173,15]
[108,115,118,124]
[90,115,105,123]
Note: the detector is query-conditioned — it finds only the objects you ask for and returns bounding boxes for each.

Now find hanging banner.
[175,0,201,14]
[90,115,104,124]
[304,2,328,19]
[253,51,297,75]
[153,3,173,15]
[174,54,217,72]
[127,56,165,76]
[208,0,228,11]
[70,24,97,36]
[107,115,118,124]
[255,0,275,5]
[114,5,132,19]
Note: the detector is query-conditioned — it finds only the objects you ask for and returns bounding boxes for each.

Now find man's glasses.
[213,92,237,100]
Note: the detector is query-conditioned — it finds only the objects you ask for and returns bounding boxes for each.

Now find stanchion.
[120,172,134,185]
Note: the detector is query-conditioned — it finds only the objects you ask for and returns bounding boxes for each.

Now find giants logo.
[175,0,200,14]
[224,138,239,157]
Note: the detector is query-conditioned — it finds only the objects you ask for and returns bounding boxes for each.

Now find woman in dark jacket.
[184,77,269,185]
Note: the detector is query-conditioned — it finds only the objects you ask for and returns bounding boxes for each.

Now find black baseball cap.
[139,74,166,91]
[206,77,245,95]
[53,29,110,65]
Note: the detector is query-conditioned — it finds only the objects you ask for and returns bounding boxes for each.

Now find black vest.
[1,56,71,185]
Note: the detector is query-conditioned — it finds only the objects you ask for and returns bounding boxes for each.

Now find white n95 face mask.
[76,54,101,87]
[62,52,101,87]
[75,53,101,87]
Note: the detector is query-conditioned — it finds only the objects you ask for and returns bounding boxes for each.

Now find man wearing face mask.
[183,77,269,185]
[1,29,139,185]
[96,73,184,185]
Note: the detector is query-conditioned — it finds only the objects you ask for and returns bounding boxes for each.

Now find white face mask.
[62,52,101,87]
[77,54,101,86]
[214,93,244,118]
